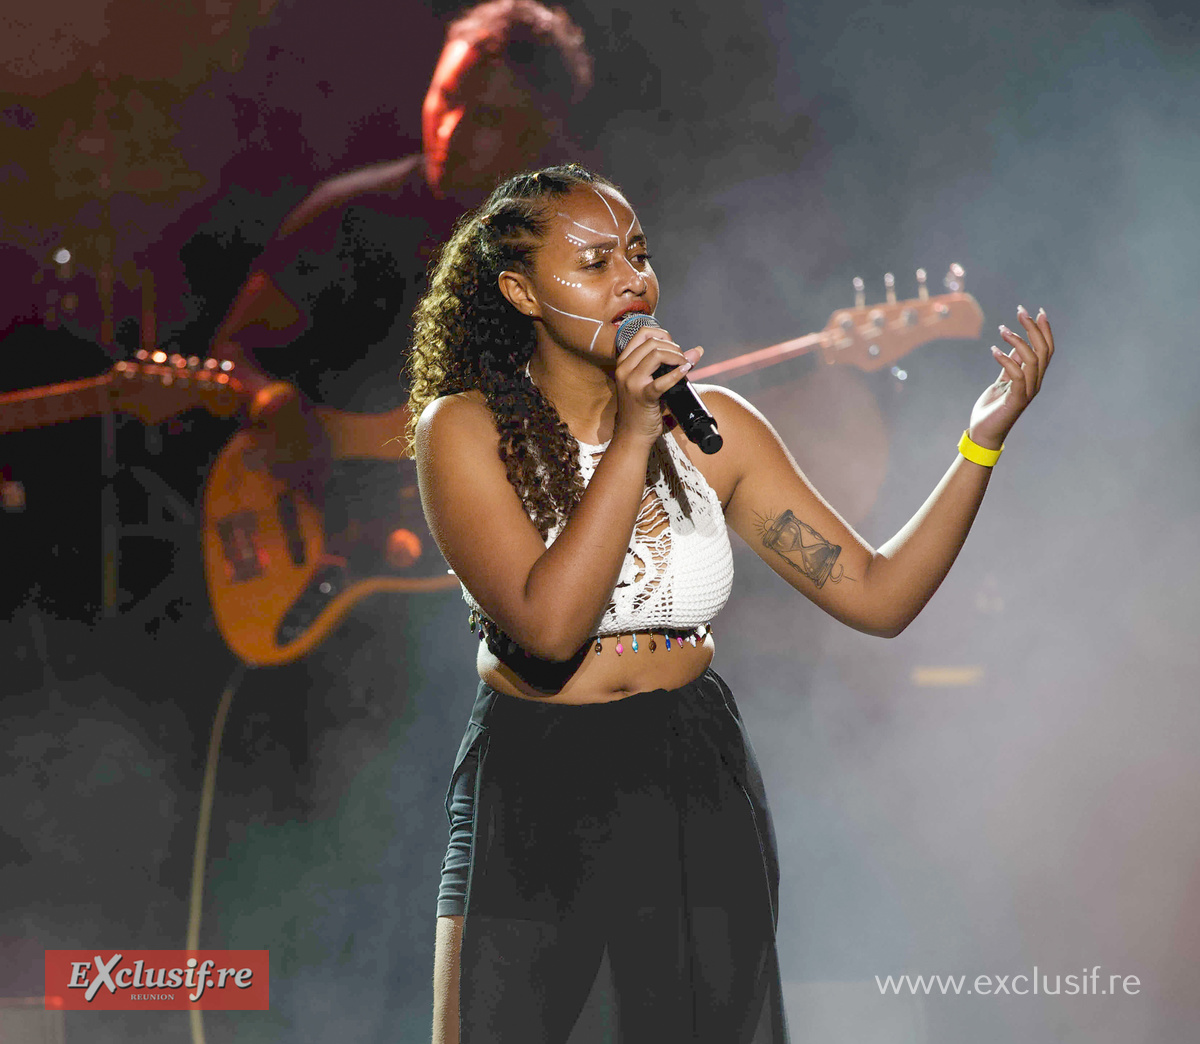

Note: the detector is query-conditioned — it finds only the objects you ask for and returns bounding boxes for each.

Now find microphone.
[614,313,723,454]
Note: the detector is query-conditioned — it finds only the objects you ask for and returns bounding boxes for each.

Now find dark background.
[3,0,1199,1040]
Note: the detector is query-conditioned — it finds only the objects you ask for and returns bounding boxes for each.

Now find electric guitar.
[0,355,246,434]
[0,276,983,666]
[202,278,981,665]
[0,352,457,665]
[201,385,457,668]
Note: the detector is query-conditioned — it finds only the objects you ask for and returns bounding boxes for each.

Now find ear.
[497,270,541,319]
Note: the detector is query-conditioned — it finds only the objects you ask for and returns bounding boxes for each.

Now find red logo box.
[44,950,269,1010]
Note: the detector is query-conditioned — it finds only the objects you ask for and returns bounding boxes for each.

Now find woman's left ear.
[498,270,539,318]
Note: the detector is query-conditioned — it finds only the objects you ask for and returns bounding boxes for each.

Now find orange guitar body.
[203,406,458,667]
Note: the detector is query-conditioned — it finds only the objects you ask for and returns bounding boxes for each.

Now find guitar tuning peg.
[943,263,965,292]
[884,272,896,305]
[916,268,928,301]
[853,276,865,309]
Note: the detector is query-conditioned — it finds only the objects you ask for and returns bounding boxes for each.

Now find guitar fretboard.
[0,375,113,434]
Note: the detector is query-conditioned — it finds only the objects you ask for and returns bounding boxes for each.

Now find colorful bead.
[649,638,657,652]
[631,634,639,653]
[690,634,697,647]
[665,636,671,650]
[615,641,624,655]
[595,640,602,654]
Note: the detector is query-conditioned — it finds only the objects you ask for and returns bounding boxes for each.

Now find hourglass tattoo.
[755,510,852,588]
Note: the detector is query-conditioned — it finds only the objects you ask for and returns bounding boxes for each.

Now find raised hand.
[968,305,1054,450]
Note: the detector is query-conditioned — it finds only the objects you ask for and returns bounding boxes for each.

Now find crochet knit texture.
[462,432,734,637]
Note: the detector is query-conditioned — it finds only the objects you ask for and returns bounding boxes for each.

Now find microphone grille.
[614,313,660,351]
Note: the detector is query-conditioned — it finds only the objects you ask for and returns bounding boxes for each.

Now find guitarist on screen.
[171,1,598,827]
[208,1,594,523]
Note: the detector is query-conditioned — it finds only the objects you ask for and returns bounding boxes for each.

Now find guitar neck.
[0,374,115,434]
[690,330,827,383]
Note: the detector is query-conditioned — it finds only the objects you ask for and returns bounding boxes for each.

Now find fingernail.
[1038,307,1046,317]
[680,361,693,373]
[998,324,1009,334]
[1017,304,1028,315]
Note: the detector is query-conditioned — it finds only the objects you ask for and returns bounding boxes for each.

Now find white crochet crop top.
[462,432,735,638]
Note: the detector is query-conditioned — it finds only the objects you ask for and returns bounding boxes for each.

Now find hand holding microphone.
[615,313,723,454]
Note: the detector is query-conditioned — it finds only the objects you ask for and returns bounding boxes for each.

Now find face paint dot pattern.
[540,190,652,353]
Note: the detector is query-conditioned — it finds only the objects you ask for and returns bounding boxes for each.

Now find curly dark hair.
[406,163,618,539]
[447,0,593,111]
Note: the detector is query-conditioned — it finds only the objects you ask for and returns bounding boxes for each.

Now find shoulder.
[316,155,428,209]
[414,390,497,459]
[695,384,785,451]
[696,384,757,422]
[666,384,791,507]
[277,155,426,239]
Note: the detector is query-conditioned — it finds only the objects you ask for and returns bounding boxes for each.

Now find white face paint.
[587,189,649,284]
[535,188,653,353]
[593,188,620,230]
[539,300,608,351]
[558,214,611,237]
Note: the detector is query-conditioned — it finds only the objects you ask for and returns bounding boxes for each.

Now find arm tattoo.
[756,509,853,588]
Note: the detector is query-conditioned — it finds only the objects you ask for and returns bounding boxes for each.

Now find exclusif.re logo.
[44,950,269,1011]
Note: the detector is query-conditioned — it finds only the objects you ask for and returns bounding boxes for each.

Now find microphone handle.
[652,363,723,454]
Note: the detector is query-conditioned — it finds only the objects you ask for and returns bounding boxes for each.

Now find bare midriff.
[478,633,715,703]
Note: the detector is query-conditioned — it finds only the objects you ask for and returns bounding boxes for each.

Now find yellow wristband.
[958,430,1003,467]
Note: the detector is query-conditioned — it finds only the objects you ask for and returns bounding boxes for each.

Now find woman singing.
[408,164,1053,1043]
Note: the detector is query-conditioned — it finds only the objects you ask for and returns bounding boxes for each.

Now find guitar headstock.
[821,264,984,372]
[109,351,249,423]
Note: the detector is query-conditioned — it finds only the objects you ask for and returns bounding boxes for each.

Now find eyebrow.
[574,233,648,253]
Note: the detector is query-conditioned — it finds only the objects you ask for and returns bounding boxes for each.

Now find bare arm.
[415,394,653,659]
[716,306,1055,637]
[415,332,702,661]
[211,271,303,351]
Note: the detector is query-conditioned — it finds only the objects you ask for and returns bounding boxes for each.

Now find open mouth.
[611,307,653,326]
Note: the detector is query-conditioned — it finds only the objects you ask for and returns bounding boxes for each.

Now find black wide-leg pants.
[437,667,790,1044]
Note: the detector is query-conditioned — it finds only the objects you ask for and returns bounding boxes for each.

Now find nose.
[616,256,647,295]
[436,107,465,152]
